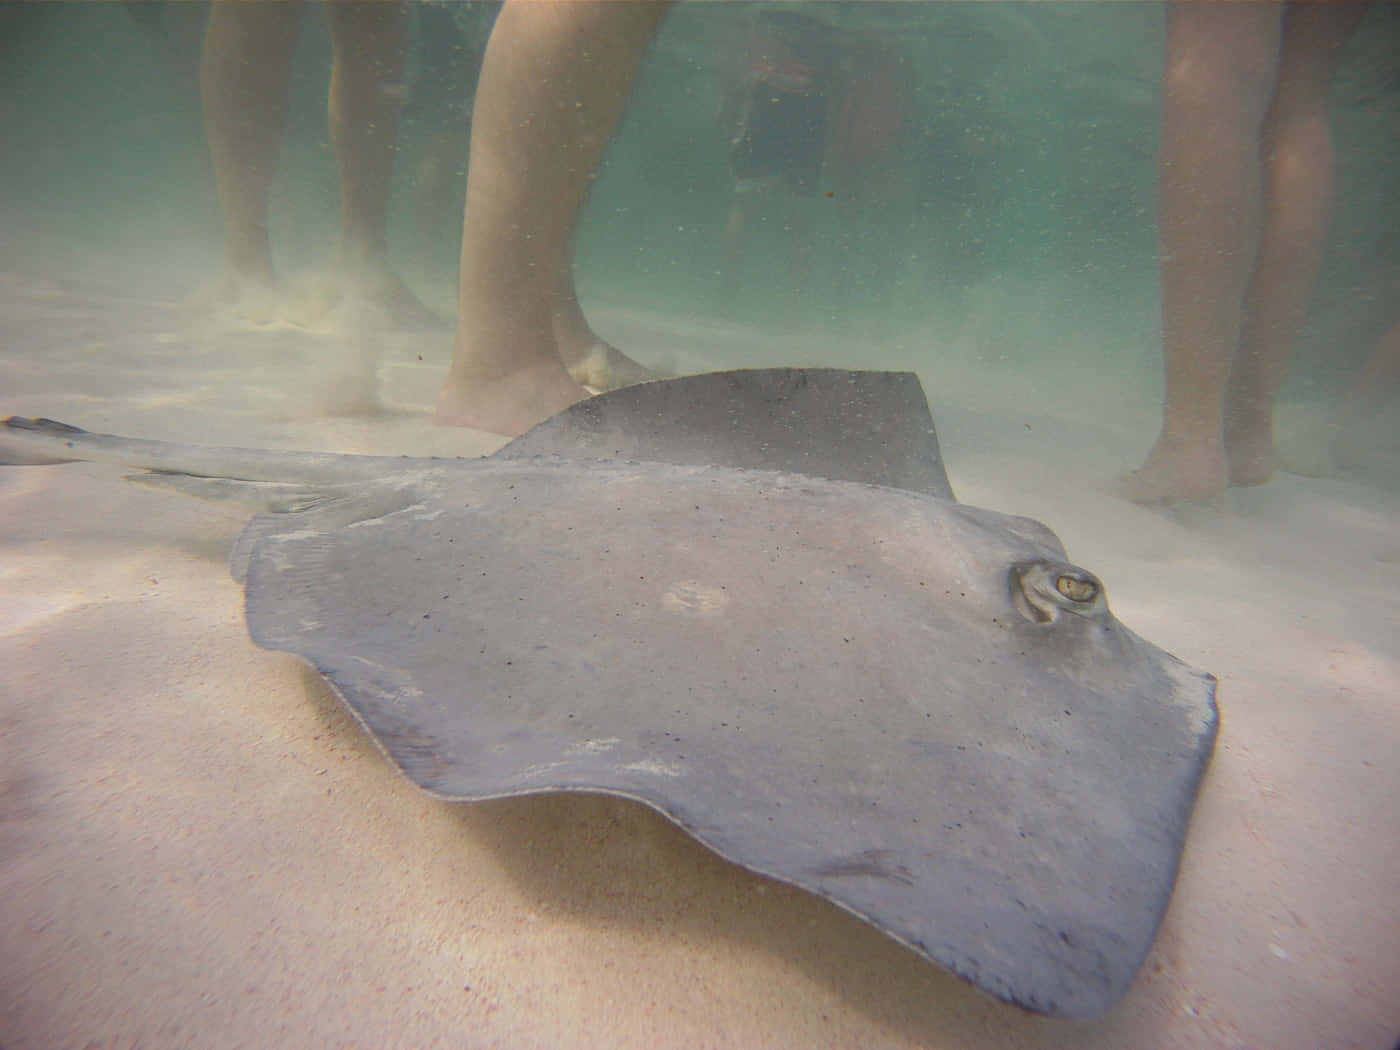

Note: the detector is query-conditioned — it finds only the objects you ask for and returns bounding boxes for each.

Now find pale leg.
[1334,305,1400,468]
[1125,3,1281,503]
[1224,3,1366,486]
[200,1,304,316]
[436,1,670,435]
[550,245,661,392]
[325,1,438,328]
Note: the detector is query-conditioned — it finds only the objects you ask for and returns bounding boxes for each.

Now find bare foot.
[343,261,444,330]
[435,358,588,436]
[286,260,445,332]
[192,269,283,325]
[562,341,663,392]
[1224,417,1275,488]
[1119,433,1228,505]
[1330,415,1367,474]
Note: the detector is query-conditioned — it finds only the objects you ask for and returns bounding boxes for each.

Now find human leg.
[1334,301,1400,469]
[326,1,406,268]
[436,0,669,435]
[1224,2,1366,486]
[324,1,439,328]
[1125,2,1282,503]
[200,1,304,313]
[550,243,660,392]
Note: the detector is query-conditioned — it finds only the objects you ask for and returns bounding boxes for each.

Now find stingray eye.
[1056,574,1098,604]
[1010,562,1105,624]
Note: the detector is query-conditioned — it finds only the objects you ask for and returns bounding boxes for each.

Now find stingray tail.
[0,416,93,465]
[124,472,333,511]
[1,415,253,473]
[1,415,417,486]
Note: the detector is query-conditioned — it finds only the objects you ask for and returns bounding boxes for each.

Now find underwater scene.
[1,2,1397,1047]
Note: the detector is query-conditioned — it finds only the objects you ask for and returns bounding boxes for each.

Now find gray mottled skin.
[1,369,1217,1018]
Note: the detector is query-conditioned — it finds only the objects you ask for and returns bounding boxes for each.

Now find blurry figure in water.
[435,1,669,436]
[823,30,915,323]
[720,10,839,305]
[200,1,438,329]
[403,2,499,266]
[719,11,913,315]
[1124,1,1369,504]
[122,2,207,110]
[1333,283,1400,472]
[120,3,211,174]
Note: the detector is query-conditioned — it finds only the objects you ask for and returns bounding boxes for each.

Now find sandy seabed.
[0,234,1397,1050]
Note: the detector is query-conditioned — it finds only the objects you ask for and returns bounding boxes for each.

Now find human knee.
[1164,8,1278,123]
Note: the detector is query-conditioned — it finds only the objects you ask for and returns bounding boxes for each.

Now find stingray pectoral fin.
[229,483,427,584]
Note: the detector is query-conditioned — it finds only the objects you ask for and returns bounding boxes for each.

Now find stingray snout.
[1010,560,1105,624]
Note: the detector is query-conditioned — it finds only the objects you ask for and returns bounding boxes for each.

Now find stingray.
[0,368,1217,1018]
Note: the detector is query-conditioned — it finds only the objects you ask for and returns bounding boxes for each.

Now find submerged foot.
[285,260,445,332]
[1118,434,1227,506]
[191,269,283,326]
[564,341,664,392]
[1330,416,1367,475]
[1224,420,1275,489]
[345,262,445,330]
[435,359,588,437]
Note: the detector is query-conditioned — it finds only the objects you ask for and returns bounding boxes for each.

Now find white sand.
[1,243,1397,1050]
